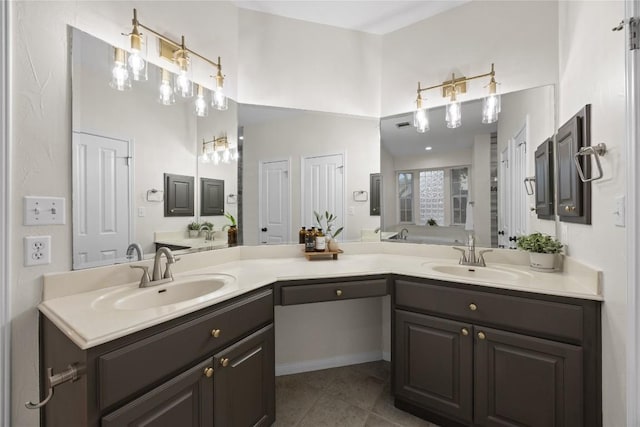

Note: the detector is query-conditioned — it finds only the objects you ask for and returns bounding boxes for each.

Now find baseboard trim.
[276,351,383,376]
[382,351,391,361]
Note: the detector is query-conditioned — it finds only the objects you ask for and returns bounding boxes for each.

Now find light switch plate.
[614,195,625,227]
[24,196,66,225]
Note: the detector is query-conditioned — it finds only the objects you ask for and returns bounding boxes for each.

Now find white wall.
[497,85,556,237]
[242,109,381,245]
[237,8,382,117]
[381,0,559,117]
[557,2,627,425]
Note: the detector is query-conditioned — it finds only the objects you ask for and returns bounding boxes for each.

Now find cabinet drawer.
[281,278,388,305]
[395,279,583,343]
[98,289,273,410]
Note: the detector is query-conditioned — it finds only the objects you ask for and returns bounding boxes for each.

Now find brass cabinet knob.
[336,289,343,297]
[204,367,214,378]
[461,328,469,336]
[211,329,221,338]
[469,303,478,311]
[220,358,229,367]
[477,331,486,340]
[564,205,576,212]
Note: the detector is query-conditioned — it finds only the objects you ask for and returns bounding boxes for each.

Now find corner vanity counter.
[37,243,602,427]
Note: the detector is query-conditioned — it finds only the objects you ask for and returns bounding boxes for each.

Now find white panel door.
[498,145,511,248]
[72,132,131,269]
[302,153,344,240]
[259,160,290,244]
[512,124,528,239]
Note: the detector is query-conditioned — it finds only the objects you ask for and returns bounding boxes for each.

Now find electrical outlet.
[24,235,51,266]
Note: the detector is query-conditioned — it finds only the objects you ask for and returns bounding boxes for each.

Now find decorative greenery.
[313,210,344,239]
[201,221,214,230]
[187,222,201,231]
[427,218,437,226]
[516,233,563,254]
[223,212,237,230]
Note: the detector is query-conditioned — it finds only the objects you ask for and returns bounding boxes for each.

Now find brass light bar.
[416,63,496,100]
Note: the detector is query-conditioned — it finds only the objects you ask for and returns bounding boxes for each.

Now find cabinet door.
[201,178,224,216]
[393,310,473,423]
[164,173,194,217]
[474,326,583,427]
[370,173,381,216]
[534,138,554,219]
[214,324,275,427]
[102,358,214,427]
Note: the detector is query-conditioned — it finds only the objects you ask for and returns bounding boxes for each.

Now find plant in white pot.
[516,232,563,272]
[313,211,344,251]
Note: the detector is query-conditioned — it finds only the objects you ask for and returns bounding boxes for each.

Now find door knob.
[204,367,214,378]
[220,358,229,367]
[564,205,576,212]
[461,328,469,336]
[211,329,221,338]
[469,303,478,311]
[261,227,268,232]
[336,289,343,296]
[477,331,486,340]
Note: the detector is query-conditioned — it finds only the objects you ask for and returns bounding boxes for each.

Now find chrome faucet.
[453,233,492,267]
[126,243,143,261]
[199,225,214,241]
[399,228,409,240]
[152,247,178,282]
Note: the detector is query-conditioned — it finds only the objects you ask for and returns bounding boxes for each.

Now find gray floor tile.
[324,367,386,411]
[298,394,369,427]
[371,385,433,427]
[364,413,402,427]
[352,360,391,383]
[274,379,322,426]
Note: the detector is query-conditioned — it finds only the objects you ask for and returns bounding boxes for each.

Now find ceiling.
[232,1,470,35]
[380,99,497,158]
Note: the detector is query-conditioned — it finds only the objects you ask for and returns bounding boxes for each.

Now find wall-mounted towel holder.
[25,364,84,409]
[353,190,368,202]
[524,177,536,195]
[574,143,607,183]
[146,189,164,202]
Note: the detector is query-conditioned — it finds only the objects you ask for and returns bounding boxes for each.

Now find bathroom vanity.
[36,245,602,427]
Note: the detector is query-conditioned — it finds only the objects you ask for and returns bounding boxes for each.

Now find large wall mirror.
[71,28,238,269]
[380,84,556,249]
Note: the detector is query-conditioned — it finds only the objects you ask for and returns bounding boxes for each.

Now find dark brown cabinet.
[557,105,591,224]
[534,137,554,219]
[201,178,225,216]
[370,173,381,216]
[165,173,195,217]
[394,310,473,423]
[392,276,601,427]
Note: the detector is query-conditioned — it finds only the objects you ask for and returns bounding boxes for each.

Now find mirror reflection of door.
[498,123,528,249]
[259,160,290,244]
[72,131,132,269]
[302,154,344,240]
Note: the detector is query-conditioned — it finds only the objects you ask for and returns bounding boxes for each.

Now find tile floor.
[274,361,440,427]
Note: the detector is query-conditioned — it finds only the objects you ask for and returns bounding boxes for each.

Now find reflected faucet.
[399,228,409,240]
[126,243,143,261]
[199,225,214,241]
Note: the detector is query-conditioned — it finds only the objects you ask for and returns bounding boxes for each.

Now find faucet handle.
[477,249,493,267]
[163,257,180,280]
[130,265,151,287]
[452,247,468,264]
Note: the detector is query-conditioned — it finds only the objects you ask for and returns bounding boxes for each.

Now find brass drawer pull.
[469,303,478,311]
[564,205,576,212]
[203,367,214,378]
[211,329,221,338]
[220,358,229,367]
[336,289,343,297]
[461,328,469,336]
[477,331,486,340]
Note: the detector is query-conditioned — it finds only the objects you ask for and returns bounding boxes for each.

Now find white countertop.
[40,243,602,350]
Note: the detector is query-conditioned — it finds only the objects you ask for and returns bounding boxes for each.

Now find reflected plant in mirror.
[380,85,556,249]
[71,27,238,270]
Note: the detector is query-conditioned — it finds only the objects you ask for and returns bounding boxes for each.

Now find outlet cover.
[24,196,66,225]
[24,235,51,266]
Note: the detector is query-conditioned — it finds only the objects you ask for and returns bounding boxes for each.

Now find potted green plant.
[516,232,563,272]
[427,218,437,226]
[313,211,344,251]
[187,222,201,238]
[223,212,238,245]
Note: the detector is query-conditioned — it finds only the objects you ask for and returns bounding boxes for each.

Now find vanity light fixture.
[158,68,176,105]
[119,8,228,110]
[425,146,433,151]
[195,84,209,117]
[110,48,132,91]
[201,135,238,165]
[413,63,500,132]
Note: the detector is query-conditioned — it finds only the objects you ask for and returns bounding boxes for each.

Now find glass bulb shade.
[195,93,209,117]
[446,101,462,129]
[174,69,194,98]
[413,108,429,133]
[201,154,210,164]
[212,88,228,111]
[110,48,131,91]
[232,149,240,161]
[222,149,231,164]
[158,69,176,105]
[128,51,147,81]
[212,151,221,165]
[482,94,501,124]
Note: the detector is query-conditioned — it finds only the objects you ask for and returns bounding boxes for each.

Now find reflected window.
[419,170,445,226]
[451,167,469,225]
[398,172,413,222]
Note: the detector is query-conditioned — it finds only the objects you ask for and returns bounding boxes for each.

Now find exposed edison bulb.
[232,148,239,161]
[195,85,209,117]
[158,69,175,106]
[175,70,193,98]
[128,51,146,81]
[212,151,221,165]
[446,100,462,129]
[110,48,131,91]
[413,108,429,133]
[201,154,211,164]
[222,149,231,164]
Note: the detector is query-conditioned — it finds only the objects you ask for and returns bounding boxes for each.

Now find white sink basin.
[92,274,237,311]
[422,262,532,282]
